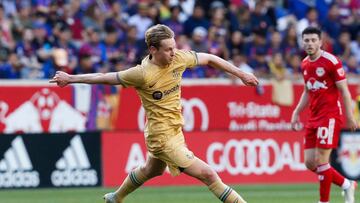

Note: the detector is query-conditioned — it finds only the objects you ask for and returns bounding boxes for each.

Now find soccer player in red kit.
[291,27,358,203]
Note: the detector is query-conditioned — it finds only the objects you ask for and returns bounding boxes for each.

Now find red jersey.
[301,50,346,128]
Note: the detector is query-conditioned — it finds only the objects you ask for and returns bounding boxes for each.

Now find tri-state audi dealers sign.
[0,132,101,188]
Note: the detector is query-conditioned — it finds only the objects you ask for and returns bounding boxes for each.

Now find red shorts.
[304,118,342,149]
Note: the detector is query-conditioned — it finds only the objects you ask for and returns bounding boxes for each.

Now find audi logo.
[207,139,306,175]
[138,98,209,131]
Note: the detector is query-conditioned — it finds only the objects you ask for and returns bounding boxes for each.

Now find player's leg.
[183,158,247,203]
[305,120,356,203]
[316,148,357,203]
[306,147,355,203]
[315,148,334,203]
[104,155,167,203]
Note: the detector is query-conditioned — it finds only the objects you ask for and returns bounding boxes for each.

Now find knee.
[304,159,317,171]
[140,166,164,178]
[199,168,218,184]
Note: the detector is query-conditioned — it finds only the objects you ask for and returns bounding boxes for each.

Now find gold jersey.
[117,50,198,152]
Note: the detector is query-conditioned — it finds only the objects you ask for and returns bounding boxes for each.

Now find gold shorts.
[148,133,196,176]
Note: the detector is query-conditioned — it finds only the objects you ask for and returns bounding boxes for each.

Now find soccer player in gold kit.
[50,24,258,203]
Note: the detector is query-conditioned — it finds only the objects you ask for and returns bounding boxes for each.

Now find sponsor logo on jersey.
[306,78,328,91]
[316,67,325,77]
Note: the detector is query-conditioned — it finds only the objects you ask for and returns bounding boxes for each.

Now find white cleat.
[103,192,120,203]
[342,181,357,203]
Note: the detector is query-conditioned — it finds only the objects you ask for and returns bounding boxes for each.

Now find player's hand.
[346,117,358,131]
[241,73,259,86]
[49,71,71,87]
[291,112,301,131]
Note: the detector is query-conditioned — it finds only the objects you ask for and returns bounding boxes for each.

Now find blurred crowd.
[0,0,358,81]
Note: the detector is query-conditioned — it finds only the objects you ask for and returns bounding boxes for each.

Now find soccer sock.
[114,167,149,201]
[317,163,332,202]
[329,167,347,188]
[208,180,247,203]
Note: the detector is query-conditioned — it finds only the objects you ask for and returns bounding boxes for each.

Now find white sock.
[342,179,351,190]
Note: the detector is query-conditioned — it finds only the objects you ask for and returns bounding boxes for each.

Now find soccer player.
[50,24,258,203]
[291,27,358,203]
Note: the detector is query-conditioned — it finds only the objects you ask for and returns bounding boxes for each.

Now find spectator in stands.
[350,32,360,64]
[189,26,208,52]
[321,31,335,53]
[11,3,32,42]
[102,25,122,72]
[183,5,210,37]
[176,35,191,51]
[296,7,319,45]
[105,0,129,33]
[53,23,77,71]
[185,27,208,78]
[287,54,302,77]
[267,31,283,56]
[162,5,184,36]
[268,52,289,81]
[80,27,106,68]
[334,30,352,61]
[74,46,98,74]
[148,3,161,25]
[42,48,71,78]
[247,29,268,59]
[236,5,252,37]
[14,27,42,79]
[345,55,360,75]
[127,2,152,40]
[68,1,85,45]
[0,4,14,49]
[0,0,356,81]
[249,47,269,78]
[82,2,105,31]
[119,25,146,68]
[322,3,342,40]
[281,25,301,64]
[250,1,273,32]
[0,51,22,79]
[227,30,247,57]
[159,0,171,21]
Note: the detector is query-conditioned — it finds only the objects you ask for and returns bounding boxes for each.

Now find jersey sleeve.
[330,58,346,82]
[117,65,145,88]
[177,50,198,69]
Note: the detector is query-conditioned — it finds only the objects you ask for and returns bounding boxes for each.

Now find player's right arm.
[291,85,309,130]
[49,71,121,87]
[50,65,144,88]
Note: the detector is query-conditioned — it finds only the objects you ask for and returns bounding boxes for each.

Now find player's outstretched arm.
[291,86,309,130]
[196,52,259,86]
[49,71,121,87]
[336,80,358,131]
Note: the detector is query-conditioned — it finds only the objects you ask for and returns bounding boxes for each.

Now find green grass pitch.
[0,183,358,203]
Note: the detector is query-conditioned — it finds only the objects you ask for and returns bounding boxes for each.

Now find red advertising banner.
[116,85,309,132]
[102,131,316,187]
[116,84,359,132]
[0,86,83,133]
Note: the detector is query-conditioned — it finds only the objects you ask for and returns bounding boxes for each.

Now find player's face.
[302,33,322,56]
[153,38,176,66]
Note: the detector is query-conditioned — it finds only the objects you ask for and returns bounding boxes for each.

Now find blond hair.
[145,24,174,49]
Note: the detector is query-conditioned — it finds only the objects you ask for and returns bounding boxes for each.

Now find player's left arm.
[196,52,259,86]
[336,80,358,131]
